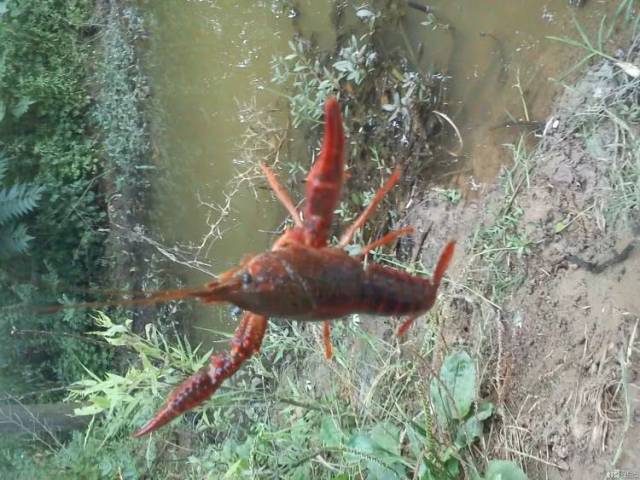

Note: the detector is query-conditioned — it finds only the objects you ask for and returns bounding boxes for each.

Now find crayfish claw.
[133,314,268,438]
[132,367,217,438]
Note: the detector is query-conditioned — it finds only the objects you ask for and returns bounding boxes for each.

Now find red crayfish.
[130,97,455,437]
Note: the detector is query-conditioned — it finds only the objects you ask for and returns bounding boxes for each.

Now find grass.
[546,1,640,230]
[471,136,534,305]
[574,65,640,227]
[58,310,524,479]
[546,1,640,228]
[108,3,536,476]
[548,0,640,80]
[271,33,377,129]
[0,0,115,392]
[612,318,638,467]
[0,2,165,478]
[68,4,636,479]
[371,136,538,475]
[93,3,151,189]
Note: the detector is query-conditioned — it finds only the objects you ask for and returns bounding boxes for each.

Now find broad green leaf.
[485,460,528,480]
[320,416,344,447]
[94,396,111,409]
[370,422,401,456]
[418,457,460,480]
[348,432,374,453]
[476,401,494,421]
[455,415,483,448]
[431,351,476,422]
[223,459,247,479]
[445,456,461,477]
[405,424,425,458]
[333,60,353,72]
[348,430,404,480]
[235,436,253,461]
[367,460,402,480]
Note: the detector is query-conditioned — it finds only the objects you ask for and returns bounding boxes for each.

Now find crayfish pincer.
[133,97,454,437]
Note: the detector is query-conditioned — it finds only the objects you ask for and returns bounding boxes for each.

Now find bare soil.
[404,57,639,478]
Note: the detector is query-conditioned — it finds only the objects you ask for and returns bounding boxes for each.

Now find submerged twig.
[433,110,464,157]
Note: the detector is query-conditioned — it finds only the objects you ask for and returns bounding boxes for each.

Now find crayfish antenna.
[133,313,267,438]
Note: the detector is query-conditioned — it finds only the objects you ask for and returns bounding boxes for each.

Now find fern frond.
[0,183,43,224]
[0,155,7,183]
[0,223,34,255]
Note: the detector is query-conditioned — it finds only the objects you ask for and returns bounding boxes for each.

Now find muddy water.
[144,1,612,341]
[389,0,610,190]
[145,1,332,343]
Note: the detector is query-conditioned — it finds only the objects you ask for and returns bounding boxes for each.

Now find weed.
[434,187,462,205]
[64,310,522,479]
[93,4,150,184]
[269,3,442,249]
[271,33,377,128]
[0,0,106,285]
[271,38,337,128]
[576,66,639,226]
[611,319,638,467]
[333,34,378,86]
[548,3,640,80]
[472,137,534,304]
[550,10,640,227]
[0,0,119,394]
[0,153,42,255]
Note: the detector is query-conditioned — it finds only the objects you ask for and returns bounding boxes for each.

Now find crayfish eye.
[242,272,252,286]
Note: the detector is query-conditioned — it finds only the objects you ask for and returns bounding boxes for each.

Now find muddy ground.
[399,51,640,478]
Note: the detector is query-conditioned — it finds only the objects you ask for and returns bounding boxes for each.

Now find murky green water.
[145,1,315,342]
[144,0,612,342]
[384,0,610,188]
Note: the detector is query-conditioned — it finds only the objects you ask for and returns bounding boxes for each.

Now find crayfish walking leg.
[396,240,456,336]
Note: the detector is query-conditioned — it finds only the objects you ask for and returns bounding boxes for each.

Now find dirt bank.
[404,37,640,478]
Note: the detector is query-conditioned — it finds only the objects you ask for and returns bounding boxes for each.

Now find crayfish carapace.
[132,97,455,437]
